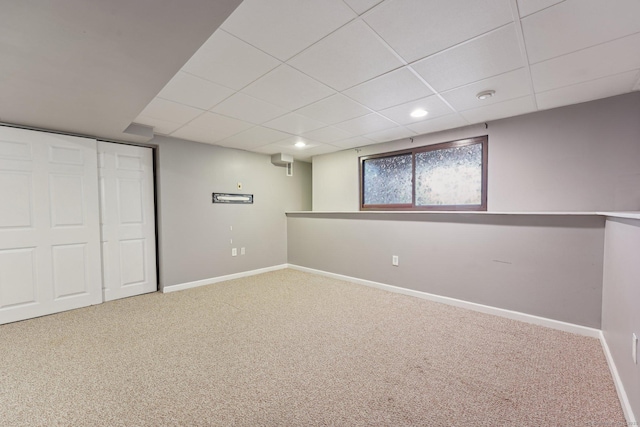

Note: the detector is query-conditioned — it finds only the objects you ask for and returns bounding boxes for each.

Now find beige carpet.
[0,269,626,426]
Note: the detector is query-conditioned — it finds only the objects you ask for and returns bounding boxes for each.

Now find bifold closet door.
[0,127,102,325]
[98,142,157,301]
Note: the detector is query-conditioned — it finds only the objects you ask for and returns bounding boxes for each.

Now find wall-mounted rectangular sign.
[212,193,254,204]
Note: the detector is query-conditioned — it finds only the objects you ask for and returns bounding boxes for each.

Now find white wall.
[313,93,640,212]
[287,213,605,328]
[602,217,640,421]
[154,135,311,289]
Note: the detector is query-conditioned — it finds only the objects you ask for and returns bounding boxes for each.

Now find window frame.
[359,135,488,211]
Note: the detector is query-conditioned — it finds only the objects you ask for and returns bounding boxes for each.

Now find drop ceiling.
[2,1,640,161]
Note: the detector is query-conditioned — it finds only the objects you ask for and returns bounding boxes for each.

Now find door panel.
[0,126,102,324]
[98,142,156,301]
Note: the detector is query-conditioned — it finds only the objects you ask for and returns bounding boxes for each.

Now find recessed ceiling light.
[476,90,495,100]
[294,141,306,148]
[410,108,428,118]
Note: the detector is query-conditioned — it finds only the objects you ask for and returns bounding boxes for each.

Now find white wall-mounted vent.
[271,153,293,166]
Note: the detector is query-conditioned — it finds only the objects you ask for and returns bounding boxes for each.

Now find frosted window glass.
[363,154,412,205]
[415,143,482,206]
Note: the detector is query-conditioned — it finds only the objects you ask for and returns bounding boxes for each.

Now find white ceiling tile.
[221,0,356,61]
[406,114,470,135]
[216,126,291,150]
[343,0,384,15]
[364,0,513,63]
[295,94,371,124]
[364,126,417,143]
[253,139,329,160]
[411,24,524,92]
[263,112,326,134]
[182,30,280,90]
[171,112,253,144]
[536,70,640,110]
[522,0,640,64]
[302,126,353,143]
[242,64,335,110]
[134,116,183,135]
[531,33,640,93]
[335,113,398,134]
[378,95,455,125]
[440,68,531,111]
[460,96,537,124]
[343,67,433,110]
[332,136,377,149]
[298,143,343,158]
[211,92,287,124]
[273,137,322,149]
[252,143,287,156]
[156,71,235,110]
[288,20,404,91]
[138,98,204,124]
[516,0,563,18]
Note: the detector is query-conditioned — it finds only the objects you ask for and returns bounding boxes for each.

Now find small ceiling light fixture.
[476,90,495,100]
[410,108,428,118]
[294,141,306,148]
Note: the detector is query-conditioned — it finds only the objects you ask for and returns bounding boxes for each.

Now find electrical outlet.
[237,182,242,190]
[241,247,245,255]
[392,255,399,266]
[232,248,237,257]
[633,333,638,364]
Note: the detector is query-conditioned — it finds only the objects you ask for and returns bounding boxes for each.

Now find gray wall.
[313,92,640,212]
[154,135,311,288]
[602,218,640,419]
[287,213,605,328]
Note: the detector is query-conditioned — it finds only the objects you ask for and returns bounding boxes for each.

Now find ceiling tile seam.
[175,29,289,102]
[510,0,538,111]
[178,69,244,94]
[404,66,464,122]
[166,109,217,138]
[143,98,207,122]
[219,28,286,66]
[338,81,432,114]
[299,124,354,140]
[283,16,408,93]
[135,114,184,129]
[212,103,292,127]
[291,100,375,125]
[402,21,518,68]
[153,95,234,116]
[357,0,396,20]
[217,124,294,146]
[463,94,532,116]
[518,0,567,18]
[352,15,465,128]
[525,29,640,67]
[339,0,359,16]
[533,68,640,96]
[260,117,330,136]
[275,12,362,64]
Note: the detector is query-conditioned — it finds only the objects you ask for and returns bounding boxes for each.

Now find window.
[359,136,488,211]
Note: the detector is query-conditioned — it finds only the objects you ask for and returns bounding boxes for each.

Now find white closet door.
[98,142,156,301]
[0,127,102,325]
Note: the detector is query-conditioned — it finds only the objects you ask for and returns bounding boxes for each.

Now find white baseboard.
[162,264,288,293]
[600,331,637,425]
[287,264,601,338]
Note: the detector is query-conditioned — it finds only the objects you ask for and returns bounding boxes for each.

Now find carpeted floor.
[0,269,626,426]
